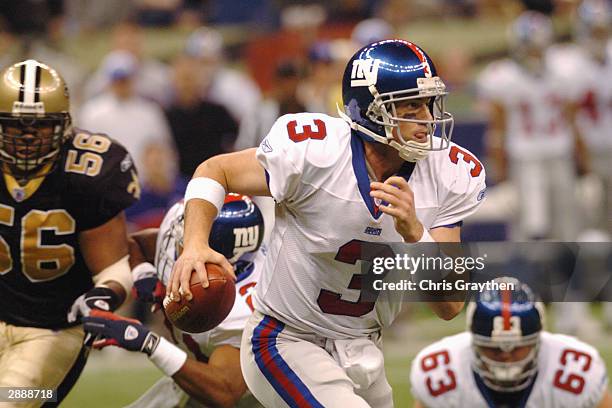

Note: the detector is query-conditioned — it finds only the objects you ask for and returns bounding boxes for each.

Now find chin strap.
[337,104,429,162]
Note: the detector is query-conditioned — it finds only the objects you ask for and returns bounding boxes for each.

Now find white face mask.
[338,76,455,162]
[472,342,539,392]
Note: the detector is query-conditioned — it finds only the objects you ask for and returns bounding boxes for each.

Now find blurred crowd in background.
[1,0,610,340]
[1,0,610,243]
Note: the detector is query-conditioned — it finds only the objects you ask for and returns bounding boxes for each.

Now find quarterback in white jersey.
[172,39,485,407]
[83,195,268,408]
[410,280,612,408]
[477,11,582,240]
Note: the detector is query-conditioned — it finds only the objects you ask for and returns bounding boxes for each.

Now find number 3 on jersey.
[449,145,482,177]
[287,118,327,142]
[317,240,393,317]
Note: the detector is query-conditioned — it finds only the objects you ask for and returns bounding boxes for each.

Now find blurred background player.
[0,60,138,406]
[552,0,612,235]
[410,278,612,408]
[477,10,587,241]
[83,194,268,407]
[171,39,486,407]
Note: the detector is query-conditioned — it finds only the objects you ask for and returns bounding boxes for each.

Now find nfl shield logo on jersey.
[12,187,25,202]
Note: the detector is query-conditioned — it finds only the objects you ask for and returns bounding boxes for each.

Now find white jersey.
[156,202,262,356]
[253,112,486,339]
[477,57,574,160]
[410,331,609,408]
[548,43,612,150]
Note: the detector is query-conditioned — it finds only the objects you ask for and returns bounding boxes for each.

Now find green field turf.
[61,305,612,407]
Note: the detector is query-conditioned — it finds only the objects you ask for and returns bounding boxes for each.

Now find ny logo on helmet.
[351,58,380,87]
[233,226,260,258]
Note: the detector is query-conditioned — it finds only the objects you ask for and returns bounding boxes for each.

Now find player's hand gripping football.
[82,310,160,354]
[168,244,234,303]
[370,176,425,243]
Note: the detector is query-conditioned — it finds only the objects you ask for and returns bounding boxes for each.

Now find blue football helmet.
[209,193,264,264]
[507,11,553,72]
[339,39,454,162]
[466,278,544,392]
[159,194,264,282]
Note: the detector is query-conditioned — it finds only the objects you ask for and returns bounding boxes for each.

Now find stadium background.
[1,0,610,406]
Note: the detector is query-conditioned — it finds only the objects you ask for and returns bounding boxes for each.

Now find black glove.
[67,286,121,323]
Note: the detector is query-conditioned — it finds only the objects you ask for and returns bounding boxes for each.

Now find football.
[163,263,236,333]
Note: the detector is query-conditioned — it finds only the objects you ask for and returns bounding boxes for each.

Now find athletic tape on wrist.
[184,177,226,213]
[148,336,188,377]
[92,255,132,294]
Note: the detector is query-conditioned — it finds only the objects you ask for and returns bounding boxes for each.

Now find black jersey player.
[0,59,140,407]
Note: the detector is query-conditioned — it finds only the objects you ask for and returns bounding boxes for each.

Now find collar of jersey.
[3,162,53,202]
[473,369,537,408]
[350,132,416,220]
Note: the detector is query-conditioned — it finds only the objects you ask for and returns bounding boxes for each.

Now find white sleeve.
[255,116,303,203]
[432,147,487,228]
[476,62,503,102]
[476,60,515,103]
[255,113,341,204]
[583,350,609,408]
[539,334,610,408]
[557,341,609,408]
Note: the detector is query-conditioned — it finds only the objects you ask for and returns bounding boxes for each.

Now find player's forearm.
[183,199,218,251]
[128,237,150,269]
[173,358,245,408]
[105,281,127,305]
[184,155,237,249]
[193,149,270,197]
[129,229,159,267]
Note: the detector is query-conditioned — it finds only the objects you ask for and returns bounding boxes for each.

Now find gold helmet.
[0,59,72,182]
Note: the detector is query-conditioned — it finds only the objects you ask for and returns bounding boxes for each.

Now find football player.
[410,279,612,407]
[170,39,486,407]
[0,60,138,407]
[83,194,267,407]
[477,11,586,240]
[551,0,612,233]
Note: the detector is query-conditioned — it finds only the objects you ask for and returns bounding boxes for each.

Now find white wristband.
[149,337,188,377]
[418,228,436,242]
[184,177,226,213]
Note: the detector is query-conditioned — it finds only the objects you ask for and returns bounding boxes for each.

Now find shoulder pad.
[411,333,471,408]
[538,332,609,407]
[256,113,349,203]
[477,59,521,101]
[60,129,140,229]
[426,143,486,227]
[62,129,137,190]
[261,113,348,168]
